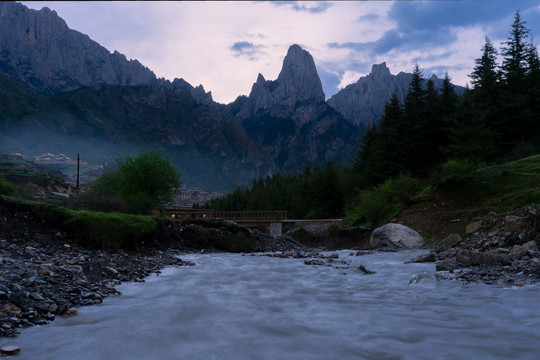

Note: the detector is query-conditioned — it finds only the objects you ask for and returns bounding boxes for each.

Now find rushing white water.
[2,250,539,360]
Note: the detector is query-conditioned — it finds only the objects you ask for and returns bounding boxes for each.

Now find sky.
[22,1,540,104]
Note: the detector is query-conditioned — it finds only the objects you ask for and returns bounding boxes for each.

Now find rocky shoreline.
[0,196,315,339]
[1,195,539,341]
[410,205,540,285]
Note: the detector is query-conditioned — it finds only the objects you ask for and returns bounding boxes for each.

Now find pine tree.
[525,38,540,143]
[363,93,407,184]
[500,10,531,145]
[470,37,500,93]
[442,90,496,162]
[402,64,430,175]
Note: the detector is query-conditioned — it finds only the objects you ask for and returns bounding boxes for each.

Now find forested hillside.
[204,11,540,223]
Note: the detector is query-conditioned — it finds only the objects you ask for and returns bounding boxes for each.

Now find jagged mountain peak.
[0,1,156,95]
[371,62,391,76]
[237,45,326,122]
[328,63,464,127]
[277,44,325,103]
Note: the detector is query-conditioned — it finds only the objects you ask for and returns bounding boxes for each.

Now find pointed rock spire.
[277,44,325,103]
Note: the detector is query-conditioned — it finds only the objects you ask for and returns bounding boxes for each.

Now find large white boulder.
[370,223,423,249]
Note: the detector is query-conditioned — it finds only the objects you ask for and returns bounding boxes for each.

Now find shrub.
[0,177,18,196]
[432,159,491,193]
[347,173,423,227]
[381,173,422,205]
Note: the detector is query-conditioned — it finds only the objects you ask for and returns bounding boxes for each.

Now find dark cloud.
[388,0,536,32]
[331,1,539,58]
[329,28,456,57]
[230,41,263,60]
[269,1,332,14]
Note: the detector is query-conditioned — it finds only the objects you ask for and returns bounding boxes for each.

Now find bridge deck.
[162,208,287,222]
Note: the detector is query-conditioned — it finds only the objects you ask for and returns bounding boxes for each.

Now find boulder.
[504,215,528,233]
[370,223,423,249]
[466,220,483,234]
[508,241,538,260]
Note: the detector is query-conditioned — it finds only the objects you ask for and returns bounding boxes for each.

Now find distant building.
[172,184,223,209]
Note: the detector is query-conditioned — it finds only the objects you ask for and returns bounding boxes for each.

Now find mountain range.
[0,2,462,192]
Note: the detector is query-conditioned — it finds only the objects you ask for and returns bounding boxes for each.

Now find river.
[1,250,539,359]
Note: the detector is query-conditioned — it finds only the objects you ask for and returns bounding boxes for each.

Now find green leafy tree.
[90,150,181,214]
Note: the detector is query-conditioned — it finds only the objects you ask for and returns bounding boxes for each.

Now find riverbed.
[2,250,539,359]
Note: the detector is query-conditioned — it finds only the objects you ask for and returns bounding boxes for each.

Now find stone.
[105,266,119,275]
[466,220,483,234]
[29,292,44,301]
[455,249,506,266]
[408,272,438,288]
[1,346,21,355]
[434,233,462,253]
[504,215,528,233]
[2,303,21,317]
[38,267,51,276]
[370,223,423,249]
[435,258,458,271]
[405,252,436,263]
[63,307,78,317]
[508,241,538,260]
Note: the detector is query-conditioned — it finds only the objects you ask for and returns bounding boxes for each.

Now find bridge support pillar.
[269,222,283,236]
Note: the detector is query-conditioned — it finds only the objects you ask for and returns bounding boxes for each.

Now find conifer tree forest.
[202,11,540,221]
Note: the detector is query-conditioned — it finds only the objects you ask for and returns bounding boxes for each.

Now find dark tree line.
[357,10,540,187]
[199,160,357,219]
[202,11,540,218]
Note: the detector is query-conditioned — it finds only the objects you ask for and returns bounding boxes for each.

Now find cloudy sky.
[22,1,540,104]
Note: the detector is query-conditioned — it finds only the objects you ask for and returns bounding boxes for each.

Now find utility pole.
[76,153,80,192]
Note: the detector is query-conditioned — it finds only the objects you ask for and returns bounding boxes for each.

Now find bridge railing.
[161,209,288,222]
[214,210,287,222]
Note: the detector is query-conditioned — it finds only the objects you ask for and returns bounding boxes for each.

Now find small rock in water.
[1,345,21,355]
[358,265,375,274]
[408,272,438,288]
[63,307,78,317]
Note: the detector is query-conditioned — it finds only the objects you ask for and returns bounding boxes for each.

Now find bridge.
[161,208,289,235]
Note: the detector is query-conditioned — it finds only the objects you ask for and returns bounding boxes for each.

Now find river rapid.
[2,250,539,360]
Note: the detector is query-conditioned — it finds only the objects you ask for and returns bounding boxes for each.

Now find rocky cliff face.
[238,44,325,125]
[0,2,156,94]
[327,63,464,127]
[233,44,360,172]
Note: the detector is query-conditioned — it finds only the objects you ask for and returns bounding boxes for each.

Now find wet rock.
[1,345,21,355]
[63,307,78,317]
[408,272,438,288]
[370,223,423,249]
[435,258,458,272]
[405,252,436,263]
